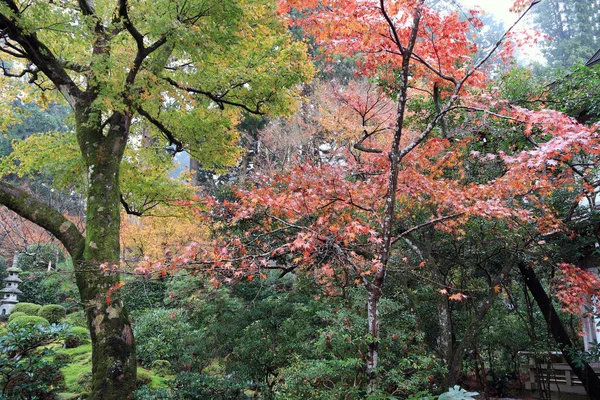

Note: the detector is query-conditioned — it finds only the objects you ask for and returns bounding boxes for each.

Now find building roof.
[586,49,600,68]
[0,287,23,294]
[3,276,22,283]
[6,267,22,273]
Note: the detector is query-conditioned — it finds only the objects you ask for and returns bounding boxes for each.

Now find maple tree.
[159,1,600,396]
[161,0,548,393]
[0,0,312,398]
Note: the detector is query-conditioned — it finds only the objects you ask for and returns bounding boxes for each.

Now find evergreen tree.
[532,0,600,68]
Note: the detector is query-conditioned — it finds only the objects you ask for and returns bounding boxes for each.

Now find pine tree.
[532,0,600,68]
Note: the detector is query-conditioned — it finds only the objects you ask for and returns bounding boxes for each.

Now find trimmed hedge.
[65,310,87,328]
[7,315,50,330]
[38,304,66,324]
[7,311,26,322]
[11,302,42,316]
[64,326,90,348]
[151,360,172,376]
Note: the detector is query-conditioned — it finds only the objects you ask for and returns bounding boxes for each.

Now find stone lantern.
[0,254,23,317]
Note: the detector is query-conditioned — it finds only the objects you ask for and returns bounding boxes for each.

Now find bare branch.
[390,213,465,246]
[163,77,266,115]
[136,106,184,153]
[0,0,82,106]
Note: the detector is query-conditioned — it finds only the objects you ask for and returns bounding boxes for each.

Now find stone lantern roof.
[1,286,23,295]
[3,275,22,283]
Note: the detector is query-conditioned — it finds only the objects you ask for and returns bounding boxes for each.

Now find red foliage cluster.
[554,263,600,315]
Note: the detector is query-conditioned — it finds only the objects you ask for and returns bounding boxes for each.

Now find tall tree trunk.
[365,3,424,392]
[75,111,137,399]
[518,262,600,399]
[366,286,382,389]
[432,265,454,368]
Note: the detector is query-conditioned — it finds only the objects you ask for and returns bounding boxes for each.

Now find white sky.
[459,0,515,24]
[459,0,545,63]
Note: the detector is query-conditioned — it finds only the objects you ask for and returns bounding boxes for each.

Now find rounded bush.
[7,311,26,322]
[53,352,73,363]
[132,309,202,368]
[65,310,87,328]
[7,315,50,331]
[63,326,90,348]
[11,302,42,316]
[151,360,172,376]
[38,304,66,324]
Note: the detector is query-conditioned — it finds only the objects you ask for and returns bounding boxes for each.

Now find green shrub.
[136,369,153,387]
[122,279,167,311]
[63,326,90,348]
[8,315,50,331]
[11,302,42,316]
[135,372,250,400]
[7,311,26,322]
[151,360,172,376]
[0,323,67,398]
[53,352,74,363]
[38,304,66,324]
[18,272,63,305]
[172,372,248,399]
[132,309,204,369]
[0,326,7,337]
[65,310,88,328]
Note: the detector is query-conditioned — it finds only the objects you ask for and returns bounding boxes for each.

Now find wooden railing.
[524,358,600,397]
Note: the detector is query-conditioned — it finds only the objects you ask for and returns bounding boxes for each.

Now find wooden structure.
[523,353,600,398]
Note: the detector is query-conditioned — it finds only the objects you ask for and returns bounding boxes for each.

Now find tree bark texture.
[74,109,137,399]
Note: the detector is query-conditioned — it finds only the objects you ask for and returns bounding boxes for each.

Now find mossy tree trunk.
[0,107,138,398]
[73,108,137,398]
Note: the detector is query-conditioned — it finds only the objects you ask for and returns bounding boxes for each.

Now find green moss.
[57,344,169,395]
[58,343,93,358]
[139,367,171,389]
[59,344,93,394]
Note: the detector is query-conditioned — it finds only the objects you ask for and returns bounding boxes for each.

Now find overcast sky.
[459,0,515,23]
[460,0,515,20]
[459,0,545,63]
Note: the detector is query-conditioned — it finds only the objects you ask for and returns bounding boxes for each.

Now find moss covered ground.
[55,343,170,398]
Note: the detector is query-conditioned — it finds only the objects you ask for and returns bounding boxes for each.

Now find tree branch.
[136,106,184,153]
[0,0,82,106]
[163,77,266,115]
[0,181,85,259]
[120,194,143,216]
